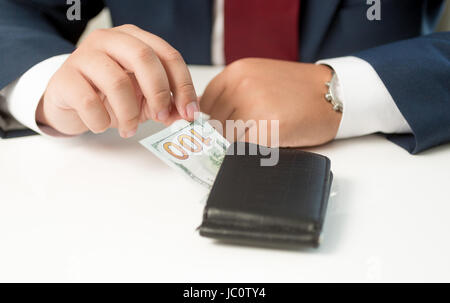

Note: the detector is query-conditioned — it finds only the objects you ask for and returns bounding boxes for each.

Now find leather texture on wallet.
[198,142,333,247]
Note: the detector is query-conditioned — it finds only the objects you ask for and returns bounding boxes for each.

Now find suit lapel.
[299,0,341,62]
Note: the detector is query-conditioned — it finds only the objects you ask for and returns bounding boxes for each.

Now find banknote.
[140,113,230,189]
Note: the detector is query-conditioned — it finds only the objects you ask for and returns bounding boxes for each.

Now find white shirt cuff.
[317,56,412,139]
[0,54,70,136]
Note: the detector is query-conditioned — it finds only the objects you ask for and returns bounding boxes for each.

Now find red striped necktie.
[224,0,300,64]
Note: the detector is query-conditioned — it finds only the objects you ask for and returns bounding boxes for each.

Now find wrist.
[314,65,342,143]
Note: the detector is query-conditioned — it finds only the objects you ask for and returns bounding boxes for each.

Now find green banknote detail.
[140,113,229,189]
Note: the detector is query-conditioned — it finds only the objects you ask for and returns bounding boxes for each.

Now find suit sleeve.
[354,31,450,154]
[0,0,104,138]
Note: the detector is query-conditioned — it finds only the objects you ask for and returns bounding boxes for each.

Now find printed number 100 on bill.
[163,128,213,160]
[140,115,229,188]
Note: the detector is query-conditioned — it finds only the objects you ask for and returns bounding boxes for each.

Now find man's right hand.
[36,24,198,138]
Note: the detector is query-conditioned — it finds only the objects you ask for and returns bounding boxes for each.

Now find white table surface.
[1,65,449,282]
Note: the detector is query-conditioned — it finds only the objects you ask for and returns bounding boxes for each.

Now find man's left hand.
[200,58,342,147]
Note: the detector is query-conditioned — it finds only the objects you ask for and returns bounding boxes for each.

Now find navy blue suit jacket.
[0,0,449,153]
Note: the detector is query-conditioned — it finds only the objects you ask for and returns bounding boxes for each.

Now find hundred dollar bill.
[140,113,230,189]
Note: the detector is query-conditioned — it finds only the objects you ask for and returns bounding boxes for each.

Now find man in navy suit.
[0,0,448,154]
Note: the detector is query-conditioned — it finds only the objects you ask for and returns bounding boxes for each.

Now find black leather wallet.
[198,142,332,247]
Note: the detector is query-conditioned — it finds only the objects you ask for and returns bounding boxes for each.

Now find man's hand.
[36,24,198,138]
[200,58,342,147]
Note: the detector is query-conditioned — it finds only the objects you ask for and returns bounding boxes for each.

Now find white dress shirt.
[317,56,412,138]
[0,2,411,138]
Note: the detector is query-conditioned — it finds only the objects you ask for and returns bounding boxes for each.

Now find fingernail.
[186,101,199,120]
[157,108,170,121]
[122,128,137,138]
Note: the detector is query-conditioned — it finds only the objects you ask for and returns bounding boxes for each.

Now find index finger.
[114,25,198,121]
